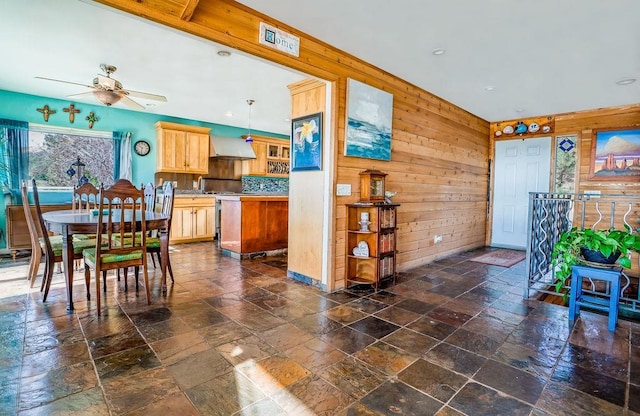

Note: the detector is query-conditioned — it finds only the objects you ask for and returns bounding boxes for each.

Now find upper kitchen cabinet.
[155,121,210,174]
[243,135,290,177]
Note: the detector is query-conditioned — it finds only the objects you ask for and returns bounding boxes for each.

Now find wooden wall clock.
[359,169,387,203]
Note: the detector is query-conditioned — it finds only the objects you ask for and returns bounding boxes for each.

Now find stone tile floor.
[1,242,639,415]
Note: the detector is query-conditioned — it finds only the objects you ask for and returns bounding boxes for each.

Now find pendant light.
[245,99,255,143]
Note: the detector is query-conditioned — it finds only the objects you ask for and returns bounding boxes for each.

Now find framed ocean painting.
[345,79,393,161]
[589,127,640,181]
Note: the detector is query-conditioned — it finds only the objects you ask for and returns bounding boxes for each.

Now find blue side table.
[569,265,623,331]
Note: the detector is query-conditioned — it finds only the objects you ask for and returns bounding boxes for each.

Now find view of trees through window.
[29,130,115,188]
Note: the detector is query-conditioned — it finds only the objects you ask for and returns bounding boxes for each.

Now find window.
[554,135,577,193]
[28,125,115,189]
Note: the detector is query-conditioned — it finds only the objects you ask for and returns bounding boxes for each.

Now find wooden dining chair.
[146,181,175,282]
[72,182,100,211]
[30,180,95,301]
[21,181,44,288]
[83,179,150,315]
[144,182,157,213]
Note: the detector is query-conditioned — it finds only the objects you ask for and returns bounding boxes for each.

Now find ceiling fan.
[35,64,167,110]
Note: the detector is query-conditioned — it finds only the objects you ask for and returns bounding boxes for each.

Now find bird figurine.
[385,191,397,204]
[515,121,528,134]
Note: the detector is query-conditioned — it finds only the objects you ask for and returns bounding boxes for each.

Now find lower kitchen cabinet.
[170,196,215,243]
[216,194,288,256]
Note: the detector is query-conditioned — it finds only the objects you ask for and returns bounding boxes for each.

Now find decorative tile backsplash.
[242,176,289,194]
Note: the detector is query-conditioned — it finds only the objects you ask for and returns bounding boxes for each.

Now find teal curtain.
[113,131,123,180]
[0,119,29,191]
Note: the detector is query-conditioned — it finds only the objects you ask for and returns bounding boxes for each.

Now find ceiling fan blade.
[119,95,145,110]
[125,89,168,102]
[35,76,93,89]
[67,91,96,99]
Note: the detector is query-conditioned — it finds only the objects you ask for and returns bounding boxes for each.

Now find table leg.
[160,226,169,294]
[61,226,75,312]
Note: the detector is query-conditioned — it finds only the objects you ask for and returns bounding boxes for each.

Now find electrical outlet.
[336,184,351,196]
[434,235,443,244]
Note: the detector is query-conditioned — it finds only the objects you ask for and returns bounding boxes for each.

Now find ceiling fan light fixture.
[92,89,121,106]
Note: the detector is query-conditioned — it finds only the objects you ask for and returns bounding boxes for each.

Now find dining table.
[42,209,170,312]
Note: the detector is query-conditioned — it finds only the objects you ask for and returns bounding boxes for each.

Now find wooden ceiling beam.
[180,0,200,21]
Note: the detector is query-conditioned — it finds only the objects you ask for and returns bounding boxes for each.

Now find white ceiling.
[1,0,638,138]
[237,0,639,122]
[0,0,306,135]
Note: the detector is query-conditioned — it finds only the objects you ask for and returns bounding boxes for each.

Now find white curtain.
[119,132,132,180]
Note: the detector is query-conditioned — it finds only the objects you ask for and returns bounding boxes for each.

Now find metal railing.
[525,192,640,313]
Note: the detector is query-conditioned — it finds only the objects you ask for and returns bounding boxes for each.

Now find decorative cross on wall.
[63,103,81,123]
[85,112,99,129]
[36,105,56,122]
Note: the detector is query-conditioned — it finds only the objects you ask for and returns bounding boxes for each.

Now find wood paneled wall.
[554,104,640,195]
[96,0,491,290]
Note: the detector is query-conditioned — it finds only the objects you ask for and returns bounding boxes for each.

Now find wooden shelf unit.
[345,203,399,290]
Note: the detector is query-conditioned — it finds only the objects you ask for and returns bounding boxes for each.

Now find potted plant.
[552,226,640,293]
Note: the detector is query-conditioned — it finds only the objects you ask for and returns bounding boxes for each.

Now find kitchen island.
[216,194,288,258]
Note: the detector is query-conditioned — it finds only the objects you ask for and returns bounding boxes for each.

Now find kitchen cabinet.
[345,203,399,290]
[243,135,289,177]
[155,121,210,174]
[170,195,215,243]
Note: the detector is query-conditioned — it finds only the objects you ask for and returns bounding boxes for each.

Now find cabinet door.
[185,132,210,174]
[247,141,268,175]
[170,206,194,242]
[159,130,187,172]
[192,206,214,239]
[281,145,290,160]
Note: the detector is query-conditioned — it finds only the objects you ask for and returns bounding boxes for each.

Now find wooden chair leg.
[167,257,174,282]
[102,270,107,292]
[117,268,121,281]
[123,267,128,292]
[40,255,49,293]
[42,256,55,302]
[96,268,101,316]
[134,266,140,291]
[142,262,150,305]
[28,248,42,288]
[84,263,91,301]
[150,253,156,268]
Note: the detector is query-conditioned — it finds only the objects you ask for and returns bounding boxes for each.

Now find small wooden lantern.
[359,169,387,203]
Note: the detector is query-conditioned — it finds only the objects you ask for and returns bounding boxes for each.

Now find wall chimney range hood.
[209,136,256,159]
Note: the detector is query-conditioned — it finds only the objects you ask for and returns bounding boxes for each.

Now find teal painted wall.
[0,89,287,249]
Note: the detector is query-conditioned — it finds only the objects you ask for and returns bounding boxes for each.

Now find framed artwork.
[589,127,640,181]
[291,112,322,171]
[345,78,393,161]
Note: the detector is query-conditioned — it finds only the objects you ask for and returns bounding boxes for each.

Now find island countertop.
[214,194,288,202]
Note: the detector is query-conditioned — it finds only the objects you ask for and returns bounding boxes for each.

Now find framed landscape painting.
[589,127,640,181]
[291,112,322,171]
[345,78,393,161]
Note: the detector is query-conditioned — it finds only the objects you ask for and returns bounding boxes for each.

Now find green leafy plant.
[552,226,640,293]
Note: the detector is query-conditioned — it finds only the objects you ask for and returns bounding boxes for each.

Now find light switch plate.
[336,184,351,196]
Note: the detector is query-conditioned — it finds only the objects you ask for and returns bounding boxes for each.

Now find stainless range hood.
[209,136,256,159]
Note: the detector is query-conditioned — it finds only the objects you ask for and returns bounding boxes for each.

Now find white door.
[491,137,551,249]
